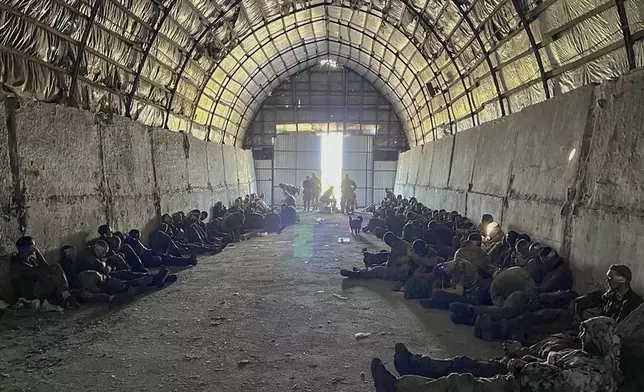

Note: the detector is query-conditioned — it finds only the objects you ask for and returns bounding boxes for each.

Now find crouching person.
[10,236,79,309]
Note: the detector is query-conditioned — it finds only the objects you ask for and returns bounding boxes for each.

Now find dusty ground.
[0,212,500,392]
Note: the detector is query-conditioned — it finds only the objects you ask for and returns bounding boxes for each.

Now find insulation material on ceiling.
[1,0,642,147]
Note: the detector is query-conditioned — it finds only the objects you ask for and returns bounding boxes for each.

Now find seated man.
[10,237,79,309]
[526,247,573,293]
[483,222,505,253]
[340,232,412,283]
[125,229,196,267]
[403,240,439,300]
[222,211,245,242]
[476,264,641,342]
[573,263,642,322]
[385,209,405,237]
[183,214,222,254]
[486,230,516,266]
[478,213,494,237]
[59,245,133,304]
[364,215,386,234]
[263,212,282,233]
[419,257,487,309]
[448,265,538,325]
[244,211,265,231]
[452,233,490,273]
[401,219,423,243]
[76,240,175,289]
[506,238,531,267]
[371,316,621,392]
[86,224,114,247]
[212,201,227,219]
[104,236,148,273]
[205,217,232,244]
[488,266,536,307]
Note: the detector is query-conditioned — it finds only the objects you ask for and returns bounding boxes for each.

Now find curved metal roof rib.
[0,0,640,146]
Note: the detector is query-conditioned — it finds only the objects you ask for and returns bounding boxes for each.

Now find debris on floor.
[332,293,348,300]
[354,332,371,340]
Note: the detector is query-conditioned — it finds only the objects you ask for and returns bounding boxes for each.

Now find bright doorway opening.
[320,133,343,199]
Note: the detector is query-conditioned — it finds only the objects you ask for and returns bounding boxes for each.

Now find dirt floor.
[0,212,501,392]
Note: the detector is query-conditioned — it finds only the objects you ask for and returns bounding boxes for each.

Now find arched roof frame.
[197,8,442,145]
[2,0,639,147]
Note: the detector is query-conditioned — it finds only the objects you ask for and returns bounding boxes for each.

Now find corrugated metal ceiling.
[1,0,643,146]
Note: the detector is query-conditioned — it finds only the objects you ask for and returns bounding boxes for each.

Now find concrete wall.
[394,69,644,294]
[0,100,256,300]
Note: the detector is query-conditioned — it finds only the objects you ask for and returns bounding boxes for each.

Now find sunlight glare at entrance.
[320,133,343,199]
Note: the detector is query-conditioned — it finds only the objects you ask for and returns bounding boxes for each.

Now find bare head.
[606,264,632,291]
[16,236,36,256]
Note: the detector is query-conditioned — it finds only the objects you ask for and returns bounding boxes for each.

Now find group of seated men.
[9,194,296,310]
[340,193,643,392]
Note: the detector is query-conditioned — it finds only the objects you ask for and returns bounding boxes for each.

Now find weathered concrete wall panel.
[101,117,157,234]
[187,135,210,191]
[568,208,644,295]
[406,145,423,186]
[508,86,592,201]
[415,144,432,187]
[581,73,644,211]
[466,193,503,226]
[0,102,256,300]
[448,128,479,192]
[152,129,190,194]
[394,69,644,292]
[0,103,22,300]
[15,103,106,255]
[469,117,514,197]
[16,103,103,198]
[503,199,565,247]
[429,137,453,189]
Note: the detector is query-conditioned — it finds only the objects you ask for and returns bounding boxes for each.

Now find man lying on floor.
[371,316,623,392]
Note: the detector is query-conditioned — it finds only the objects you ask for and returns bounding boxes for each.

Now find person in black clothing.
[340,174,357,214]
[10,237,79,309]
[125,229,196,267]
[302,176,312,212]
[310,172,322,210]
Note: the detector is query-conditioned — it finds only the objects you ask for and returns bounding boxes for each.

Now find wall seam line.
[561,85,598,259]
[148,127,162,225]
[4,98,26,234]
[97,121,113,226]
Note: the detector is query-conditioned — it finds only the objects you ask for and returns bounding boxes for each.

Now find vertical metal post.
[615,0,636,69]
[68,0,103,107]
